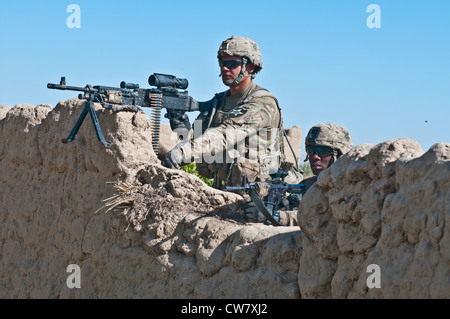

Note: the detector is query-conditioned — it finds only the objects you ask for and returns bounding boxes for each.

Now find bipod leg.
[62,103,89,144]
[87,101,111,147]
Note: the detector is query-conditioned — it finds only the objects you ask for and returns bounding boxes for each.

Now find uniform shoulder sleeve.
[227,89,280,128]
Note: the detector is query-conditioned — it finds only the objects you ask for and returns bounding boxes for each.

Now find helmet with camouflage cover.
[217,35,263,77]
[305,123,353,156]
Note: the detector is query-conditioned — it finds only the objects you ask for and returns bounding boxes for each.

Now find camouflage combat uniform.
[176,80,298,187]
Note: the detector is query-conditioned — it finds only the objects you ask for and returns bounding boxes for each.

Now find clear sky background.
[1,0,449,156]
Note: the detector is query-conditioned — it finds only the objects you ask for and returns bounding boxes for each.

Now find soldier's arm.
[178,98,279,164]
[278,210,299,227]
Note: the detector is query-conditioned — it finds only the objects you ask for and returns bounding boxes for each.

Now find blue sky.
[1,0,449,154]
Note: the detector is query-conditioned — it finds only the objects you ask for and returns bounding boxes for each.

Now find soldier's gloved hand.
[163,147,183,169]
[170,114,191,131]
[241,201,266,223]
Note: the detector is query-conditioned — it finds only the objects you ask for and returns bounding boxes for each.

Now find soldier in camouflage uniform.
[163,35,302,187]
[277,123,353,226]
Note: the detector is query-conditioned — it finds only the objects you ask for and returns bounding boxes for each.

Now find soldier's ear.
[245,62,256,75]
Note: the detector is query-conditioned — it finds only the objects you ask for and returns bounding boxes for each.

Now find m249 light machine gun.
[224,169,305,226]
[47,73,208,151]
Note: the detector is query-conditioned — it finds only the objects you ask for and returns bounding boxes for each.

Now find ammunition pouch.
[225,159,260,186]
[196,162,216,179]
[197,158,260,187]
[280,160,304,184]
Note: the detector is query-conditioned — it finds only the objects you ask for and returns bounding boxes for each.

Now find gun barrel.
[47,83,95,93]
[223,186,247,191]
[289,183,305,193]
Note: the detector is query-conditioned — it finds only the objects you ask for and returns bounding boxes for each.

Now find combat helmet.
[305,123,353,158]
[217,35,263,84]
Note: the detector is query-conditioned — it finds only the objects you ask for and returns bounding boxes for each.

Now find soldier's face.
[219,56,243,86]
[309,153,333,175]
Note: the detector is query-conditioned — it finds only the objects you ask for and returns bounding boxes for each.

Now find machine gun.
[47,73,209,151]
[223,169,305,226]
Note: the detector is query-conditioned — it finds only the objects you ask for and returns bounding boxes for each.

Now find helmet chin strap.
[232,57,251,86]
[327,150,339,168]
[328,156,335,167]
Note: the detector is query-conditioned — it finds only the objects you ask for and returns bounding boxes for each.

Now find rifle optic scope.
[120,82,140,89]
[148,73,188,90]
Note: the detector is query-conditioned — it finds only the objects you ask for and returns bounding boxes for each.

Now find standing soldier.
[163,35,302,188]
